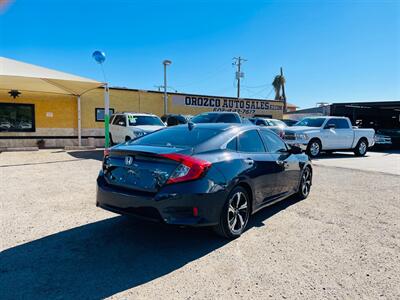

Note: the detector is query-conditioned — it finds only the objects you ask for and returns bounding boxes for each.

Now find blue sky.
[0,0,399,108]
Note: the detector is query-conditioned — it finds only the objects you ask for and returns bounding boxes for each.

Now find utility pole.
[280,67,287,113]
[162,60,172,115]
[233,57,246,99]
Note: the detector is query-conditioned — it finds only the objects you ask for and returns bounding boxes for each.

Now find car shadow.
[313,152,362,160]
[248,194,302,228]
[67,150,104,161]
[0,196,302,299]
[0,217,226,299]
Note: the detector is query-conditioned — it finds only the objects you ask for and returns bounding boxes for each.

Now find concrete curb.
[0,147,39,152]
[64,146,96,150]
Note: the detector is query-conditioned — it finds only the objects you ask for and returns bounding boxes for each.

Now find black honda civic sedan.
[96,123,312,239]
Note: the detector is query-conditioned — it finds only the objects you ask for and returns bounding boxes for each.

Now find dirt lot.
[1,150,399,299]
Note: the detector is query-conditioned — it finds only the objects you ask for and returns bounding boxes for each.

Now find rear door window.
[325,118,349,129]
[226,137,237,151]
[113,115,126,126]
[259,129,287,153]
[238,130,266,153]
[335,118,350,129]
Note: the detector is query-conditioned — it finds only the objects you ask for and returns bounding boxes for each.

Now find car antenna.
[188,122,195,131]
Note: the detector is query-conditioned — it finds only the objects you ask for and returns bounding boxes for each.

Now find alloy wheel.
[301,168,312,197]
[310,142,320,157]
[227,191,249,235]
[359,141,367,155]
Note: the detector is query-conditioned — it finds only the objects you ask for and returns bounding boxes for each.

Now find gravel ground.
[1,150,399,299]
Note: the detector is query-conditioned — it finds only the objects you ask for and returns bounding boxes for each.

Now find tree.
[272,75,285,100]
[272,68,287,113]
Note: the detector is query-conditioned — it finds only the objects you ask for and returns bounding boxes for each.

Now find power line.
[174,62,232,88]
[241,83,270,89]
[246,86,274,99]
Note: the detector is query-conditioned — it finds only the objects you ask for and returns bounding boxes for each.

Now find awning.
[0,56,105,147]
[0,56,103,95]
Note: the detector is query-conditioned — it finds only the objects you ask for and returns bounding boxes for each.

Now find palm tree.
[272,68,287,113]
[272,75,284,100]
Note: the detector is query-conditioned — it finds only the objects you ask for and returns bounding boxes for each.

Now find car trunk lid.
[103,145,192,192]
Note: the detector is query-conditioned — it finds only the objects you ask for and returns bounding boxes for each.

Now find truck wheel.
[354,138,368,156]
[306,139,322,158]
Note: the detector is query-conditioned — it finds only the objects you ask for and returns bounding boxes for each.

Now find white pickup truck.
[283,116,375,157]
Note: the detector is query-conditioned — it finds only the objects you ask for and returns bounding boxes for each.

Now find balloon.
[92,51,106,64]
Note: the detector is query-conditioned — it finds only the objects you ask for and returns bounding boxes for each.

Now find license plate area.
[106,155,178,192]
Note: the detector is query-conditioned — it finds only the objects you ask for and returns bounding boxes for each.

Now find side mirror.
[289,145,302,154]
[118,121,125,126]
[325,123,336,129]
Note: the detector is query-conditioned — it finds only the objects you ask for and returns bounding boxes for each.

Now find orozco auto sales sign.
[172,94,283,115]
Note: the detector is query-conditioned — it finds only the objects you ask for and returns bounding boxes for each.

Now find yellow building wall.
[1,88,284,134]
[81,88,160,129]
[81,88,284,129]
[0,90,77,129]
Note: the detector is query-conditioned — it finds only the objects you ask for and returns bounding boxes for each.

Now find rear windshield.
[191,113,240,123]
[191,113,220,123]
[296,118,326,127]
[128,115,164,126]
[268,119,286,127]
[129,127,221,147]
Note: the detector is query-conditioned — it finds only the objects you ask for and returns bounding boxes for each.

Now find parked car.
[248,117,287,137]
[97,123,312,239]
[375,129,400,148]
[282,119,298,127]
[191,112,242,124]
[283,116,375,157]
[17,121,32,129]
[0,121,11,130]
[109,112,166,144]
[374,132,392,148]
[161,114,192,126]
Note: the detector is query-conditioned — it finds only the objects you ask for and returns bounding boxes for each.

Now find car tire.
[306,139,322,158]
[214,186,250,239]
[354,138,368,157]
[125,136,131,142]
[296,166,312,200]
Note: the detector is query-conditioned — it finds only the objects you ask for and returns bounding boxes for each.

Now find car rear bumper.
[96,174,226,226]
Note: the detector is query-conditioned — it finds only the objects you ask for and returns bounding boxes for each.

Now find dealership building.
[0,57,292,148]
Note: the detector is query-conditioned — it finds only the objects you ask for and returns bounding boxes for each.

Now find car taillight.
[159,153,212,184]
[104,148,111,158]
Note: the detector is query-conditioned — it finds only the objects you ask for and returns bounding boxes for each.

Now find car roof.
[173,122,261,131]
[198,111,239,115]
[300,116,349,120]
[115,112,158,117]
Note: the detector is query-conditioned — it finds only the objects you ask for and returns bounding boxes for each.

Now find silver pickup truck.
[283,116,375,157]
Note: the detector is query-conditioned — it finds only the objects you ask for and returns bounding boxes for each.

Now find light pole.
[163,59,172,115]
[92,50,110,148]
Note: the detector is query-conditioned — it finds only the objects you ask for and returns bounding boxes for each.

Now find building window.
[0,103,35,132]
[95,108,115,122]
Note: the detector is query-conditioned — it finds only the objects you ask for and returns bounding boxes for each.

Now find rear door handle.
[244,158,254,165]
